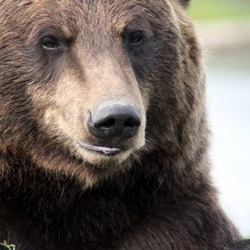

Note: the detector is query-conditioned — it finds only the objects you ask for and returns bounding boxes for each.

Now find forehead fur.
[0,0,179,61]
[1,0,170,35]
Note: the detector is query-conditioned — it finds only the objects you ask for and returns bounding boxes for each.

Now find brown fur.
[226,240,250,250]
[0,0,242,249]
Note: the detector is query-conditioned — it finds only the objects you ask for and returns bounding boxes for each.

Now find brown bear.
[0,0,244,249]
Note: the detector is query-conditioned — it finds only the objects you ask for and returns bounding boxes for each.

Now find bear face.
[0,0,203,188]
[0,1,241,249]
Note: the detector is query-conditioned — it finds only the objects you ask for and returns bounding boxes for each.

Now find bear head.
[0,0,205,188]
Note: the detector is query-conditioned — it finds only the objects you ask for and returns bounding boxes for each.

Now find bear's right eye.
[41,36,61,51]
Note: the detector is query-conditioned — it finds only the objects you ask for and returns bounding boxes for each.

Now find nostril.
[124,117,140,128]
[95,118,116,129]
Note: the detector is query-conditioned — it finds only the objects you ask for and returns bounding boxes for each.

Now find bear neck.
[0,138,210,211]
[0,138,212,244]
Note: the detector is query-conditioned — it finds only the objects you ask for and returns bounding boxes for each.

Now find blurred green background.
[188,0,250,21]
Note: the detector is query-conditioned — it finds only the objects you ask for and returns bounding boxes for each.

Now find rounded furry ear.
[179,0,191,8]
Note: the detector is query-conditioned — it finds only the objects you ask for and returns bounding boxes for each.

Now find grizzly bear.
[0,0,244,249]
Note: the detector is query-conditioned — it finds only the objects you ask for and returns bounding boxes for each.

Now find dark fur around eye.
[124,30,155,78]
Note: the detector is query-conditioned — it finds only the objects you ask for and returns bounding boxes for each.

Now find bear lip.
[77,140,122,156]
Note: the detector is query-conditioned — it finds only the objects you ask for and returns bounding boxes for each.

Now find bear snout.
[88,103,141,142]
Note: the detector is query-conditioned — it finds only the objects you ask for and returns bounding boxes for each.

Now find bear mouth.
[77,140,122,156]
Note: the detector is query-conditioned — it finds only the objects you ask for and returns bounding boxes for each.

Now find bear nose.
[88,104,141,140]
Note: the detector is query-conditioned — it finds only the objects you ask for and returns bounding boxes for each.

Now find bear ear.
[178,0,191,8]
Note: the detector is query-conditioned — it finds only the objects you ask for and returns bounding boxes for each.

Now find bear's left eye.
[41,36,61,51]
[128,30,144,45]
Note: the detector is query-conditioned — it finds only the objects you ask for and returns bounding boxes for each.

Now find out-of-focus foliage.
[188,0,250,21]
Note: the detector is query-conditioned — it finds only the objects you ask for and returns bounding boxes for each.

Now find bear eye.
[128,30,144,45]
[41,36,61,51]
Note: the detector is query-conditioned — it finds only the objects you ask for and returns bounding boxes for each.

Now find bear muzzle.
[78,103,141,156]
